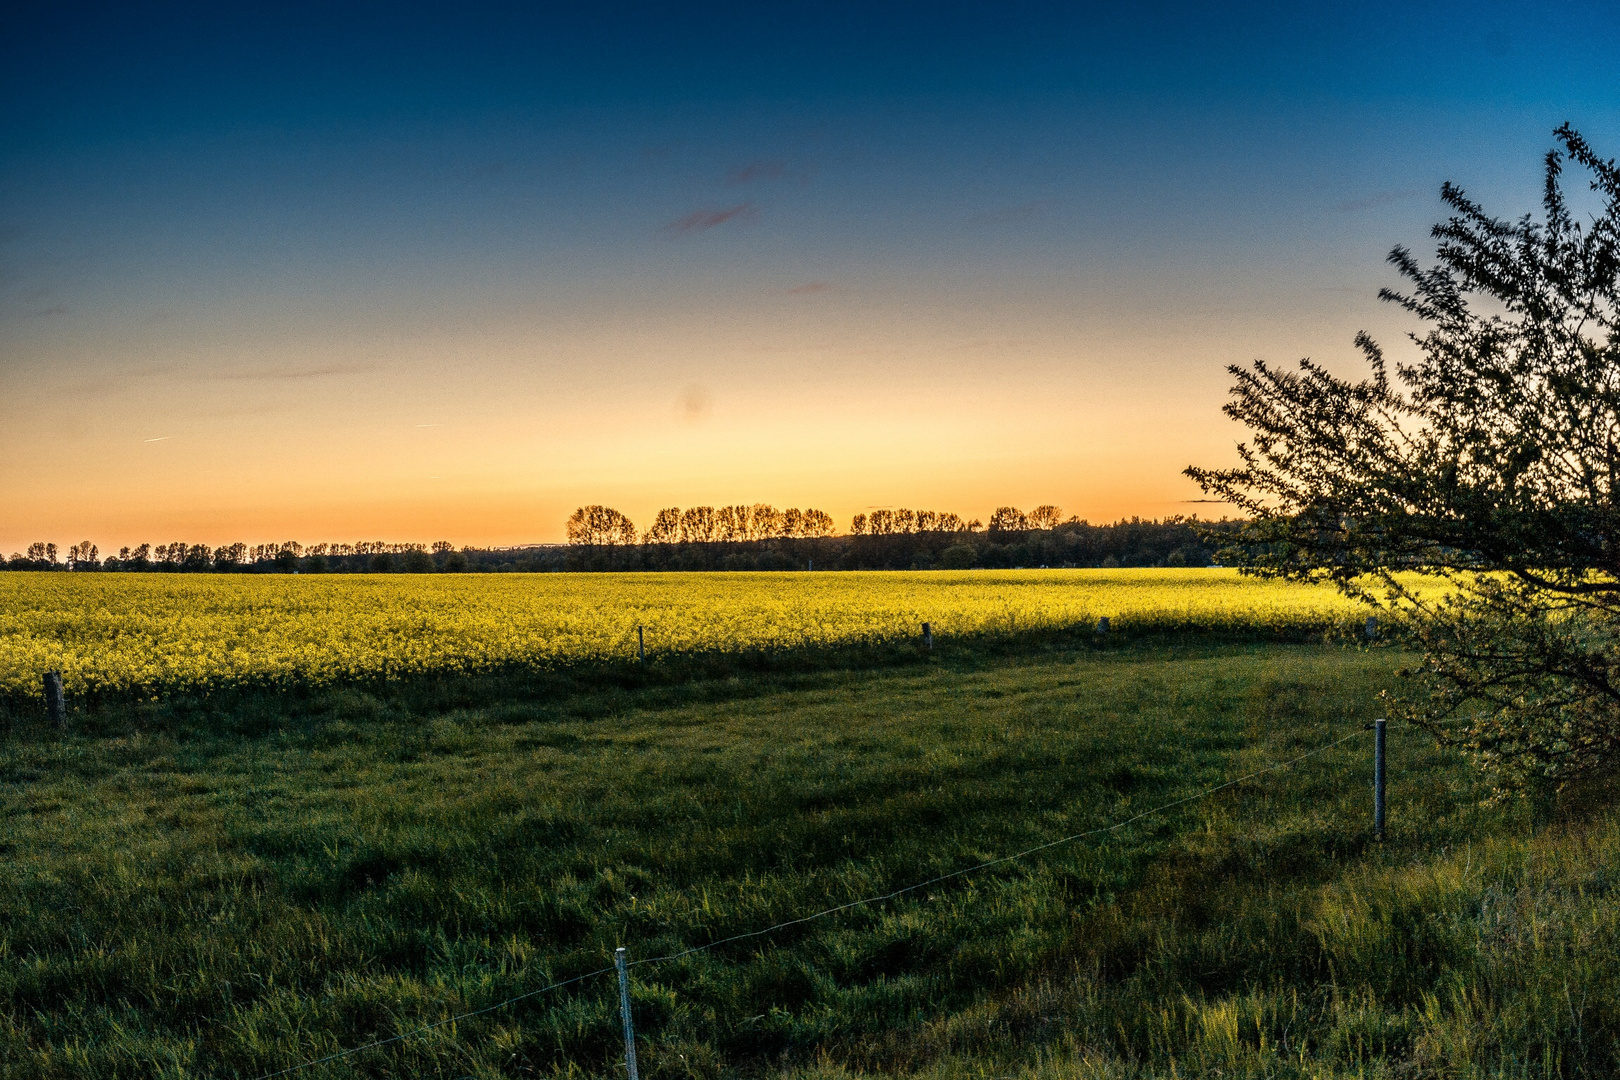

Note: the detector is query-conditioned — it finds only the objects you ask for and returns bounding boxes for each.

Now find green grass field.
[5,634,1618,1079]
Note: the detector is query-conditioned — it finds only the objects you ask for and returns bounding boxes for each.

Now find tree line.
[567,504,837,545]
[568,503,1071,545]
[4,507,1231,574]
[560,504,1228,572]
[4,540,467,574]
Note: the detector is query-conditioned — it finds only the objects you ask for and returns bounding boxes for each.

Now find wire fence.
[251,726,1370,1080]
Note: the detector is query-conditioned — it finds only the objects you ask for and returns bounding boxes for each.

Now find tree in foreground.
[1187,125,1619,800]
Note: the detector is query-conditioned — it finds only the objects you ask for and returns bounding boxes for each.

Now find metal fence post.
[615,946,640,1080]
[1373,718,1387,842]
[637,625,645,663]
[44,672,66,730]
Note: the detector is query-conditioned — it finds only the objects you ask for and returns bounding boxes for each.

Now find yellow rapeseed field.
[0,569,1368,701]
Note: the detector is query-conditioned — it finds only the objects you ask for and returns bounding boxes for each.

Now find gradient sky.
[3,1,1618,550]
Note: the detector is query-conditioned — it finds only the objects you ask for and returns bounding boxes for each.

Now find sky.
[2,1,1618,551]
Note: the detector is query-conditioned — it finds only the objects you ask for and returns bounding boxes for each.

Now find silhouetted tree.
[678,506,718,543]
[750,504,784,538]
[645,508,681,544]
[799,509,835,538]
[1028,505,1063,530]
[988,507,1028,533]
[567,505,638,546]
[213,543,247,569]
[1187,125,1620,800]
[716,505,747,541]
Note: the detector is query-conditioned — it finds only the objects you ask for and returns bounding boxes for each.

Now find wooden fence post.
[1373,718,1387,842]
[44,672,66,730]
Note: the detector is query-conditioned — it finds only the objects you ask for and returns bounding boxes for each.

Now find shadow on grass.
[0,625,1362,744]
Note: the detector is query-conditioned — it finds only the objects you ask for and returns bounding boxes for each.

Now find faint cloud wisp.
[218,364,372,381]
[665,203,757,236]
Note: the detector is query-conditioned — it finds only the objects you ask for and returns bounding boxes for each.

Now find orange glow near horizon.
[1,271,1398,554]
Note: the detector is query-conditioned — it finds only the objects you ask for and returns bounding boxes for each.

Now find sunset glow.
[3,3,1617,550]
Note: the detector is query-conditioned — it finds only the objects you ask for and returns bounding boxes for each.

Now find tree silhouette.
[799,510,835,538]
[750,504,783,538]
[567,505,638,546]
[1188,125,1620,799]
[1028,505,1063,530]
[645,508,681,544]
[679,506,718,543]
[715,505,745,541]
[988,507,1028,533]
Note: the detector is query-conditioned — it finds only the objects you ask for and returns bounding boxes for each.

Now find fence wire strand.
[630,727,1366,969]
[250,966,616,1080]
[251,727,1367,1079]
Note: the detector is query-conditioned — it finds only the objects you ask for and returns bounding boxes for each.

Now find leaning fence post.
[922,622,932,650]
[615,947,640,1080]
[637,625,645,663]
[1373,718,1387,842]
[44,672,66,730]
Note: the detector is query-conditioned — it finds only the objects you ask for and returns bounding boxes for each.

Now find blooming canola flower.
[0,569,1368,702]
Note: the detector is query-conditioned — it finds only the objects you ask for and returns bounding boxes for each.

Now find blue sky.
[2,1,1617,547]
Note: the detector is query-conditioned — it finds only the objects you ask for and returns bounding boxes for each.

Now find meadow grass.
[2,639,1617,1079]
